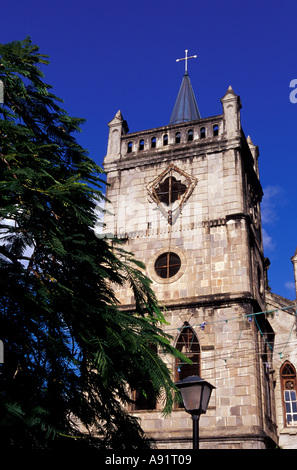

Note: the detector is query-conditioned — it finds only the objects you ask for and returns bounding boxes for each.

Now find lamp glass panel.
[180,384,202,412]
[200,385,212,413]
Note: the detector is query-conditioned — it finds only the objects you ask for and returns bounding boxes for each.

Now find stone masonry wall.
[104,148,252,306]
[101,87,276,448]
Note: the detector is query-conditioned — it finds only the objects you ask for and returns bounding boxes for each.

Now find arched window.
[187,129,194,142]
[127,141,133,153]
[151,137,156,148]
[131,344,158,411]
[163,134,168,146]
[175,322,200,383]
[200,127,206,139]
[139,139,144,151]
[213,125,219,136]
[281,362,297,426]
[175,132,181,144]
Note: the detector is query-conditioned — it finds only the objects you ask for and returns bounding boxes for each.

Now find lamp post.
[175,375,216,449]
[0,80,3,104]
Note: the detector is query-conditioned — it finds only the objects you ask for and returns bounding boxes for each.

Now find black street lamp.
[175,375,216,449]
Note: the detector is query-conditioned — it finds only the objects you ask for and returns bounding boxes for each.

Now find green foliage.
[0,38,188,450]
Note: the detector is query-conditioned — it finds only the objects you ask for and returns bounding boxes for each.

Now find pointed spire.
[169,72,201,125]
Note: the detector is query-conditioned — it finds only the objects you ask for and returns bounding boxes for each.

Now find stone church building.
[102,56,297,449]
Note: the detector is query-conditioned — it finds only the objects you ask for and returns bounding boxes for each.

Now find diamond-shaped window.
[155,175,187,206]
[146,164,197,224]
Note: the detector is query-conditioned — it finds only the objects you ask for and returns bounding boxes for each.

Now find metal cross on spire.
[176,49,197,74]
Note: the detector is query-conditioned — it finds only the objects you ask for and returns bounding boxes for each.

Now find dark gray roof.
[169,72,201,125]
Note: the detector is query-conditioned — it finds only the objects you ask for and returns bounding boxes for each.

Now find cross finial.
[176,49,197,74]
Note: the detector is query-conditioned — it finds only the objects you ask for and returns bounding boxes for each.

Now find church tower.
[102,52,278,449]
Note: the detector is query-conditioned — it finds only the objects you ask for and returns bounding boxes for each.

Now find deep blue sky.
[2,0,297,300]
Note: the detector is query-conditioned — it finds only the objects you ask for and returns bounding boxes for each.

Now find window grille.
[154,252,181,279]
[175,323,200,408]
[281,362,297,426]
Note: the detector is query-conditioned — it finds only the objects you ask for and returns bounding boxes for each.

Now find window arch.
[200,127,206,139]
[163,134,168,146]
[175,132,181,144]
[213,124,219,136]
[139,139,144,151]
[281,361,297,426]
[175,322,200,383]
[151,136,156,148]
[127,141,133,153]
[187,129,194,142]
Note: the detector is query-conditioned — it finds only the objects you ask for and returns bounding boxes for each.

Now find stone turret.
[104,110,129,163]
[221,85,242,136]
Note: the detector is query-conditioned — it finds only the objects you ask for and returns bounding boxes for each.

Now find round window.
[154,252,181,279]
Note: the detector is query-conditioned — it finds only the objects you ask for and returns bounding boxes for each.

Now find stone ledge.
[119,291,256,312]
[145,425,277,449]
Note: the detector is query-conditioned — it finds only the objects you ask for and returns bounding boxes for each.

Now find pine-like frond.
[0,37,188,450]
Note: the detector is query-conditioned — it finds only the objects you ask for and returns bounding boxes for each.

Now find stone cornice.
[119,291,260,313]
